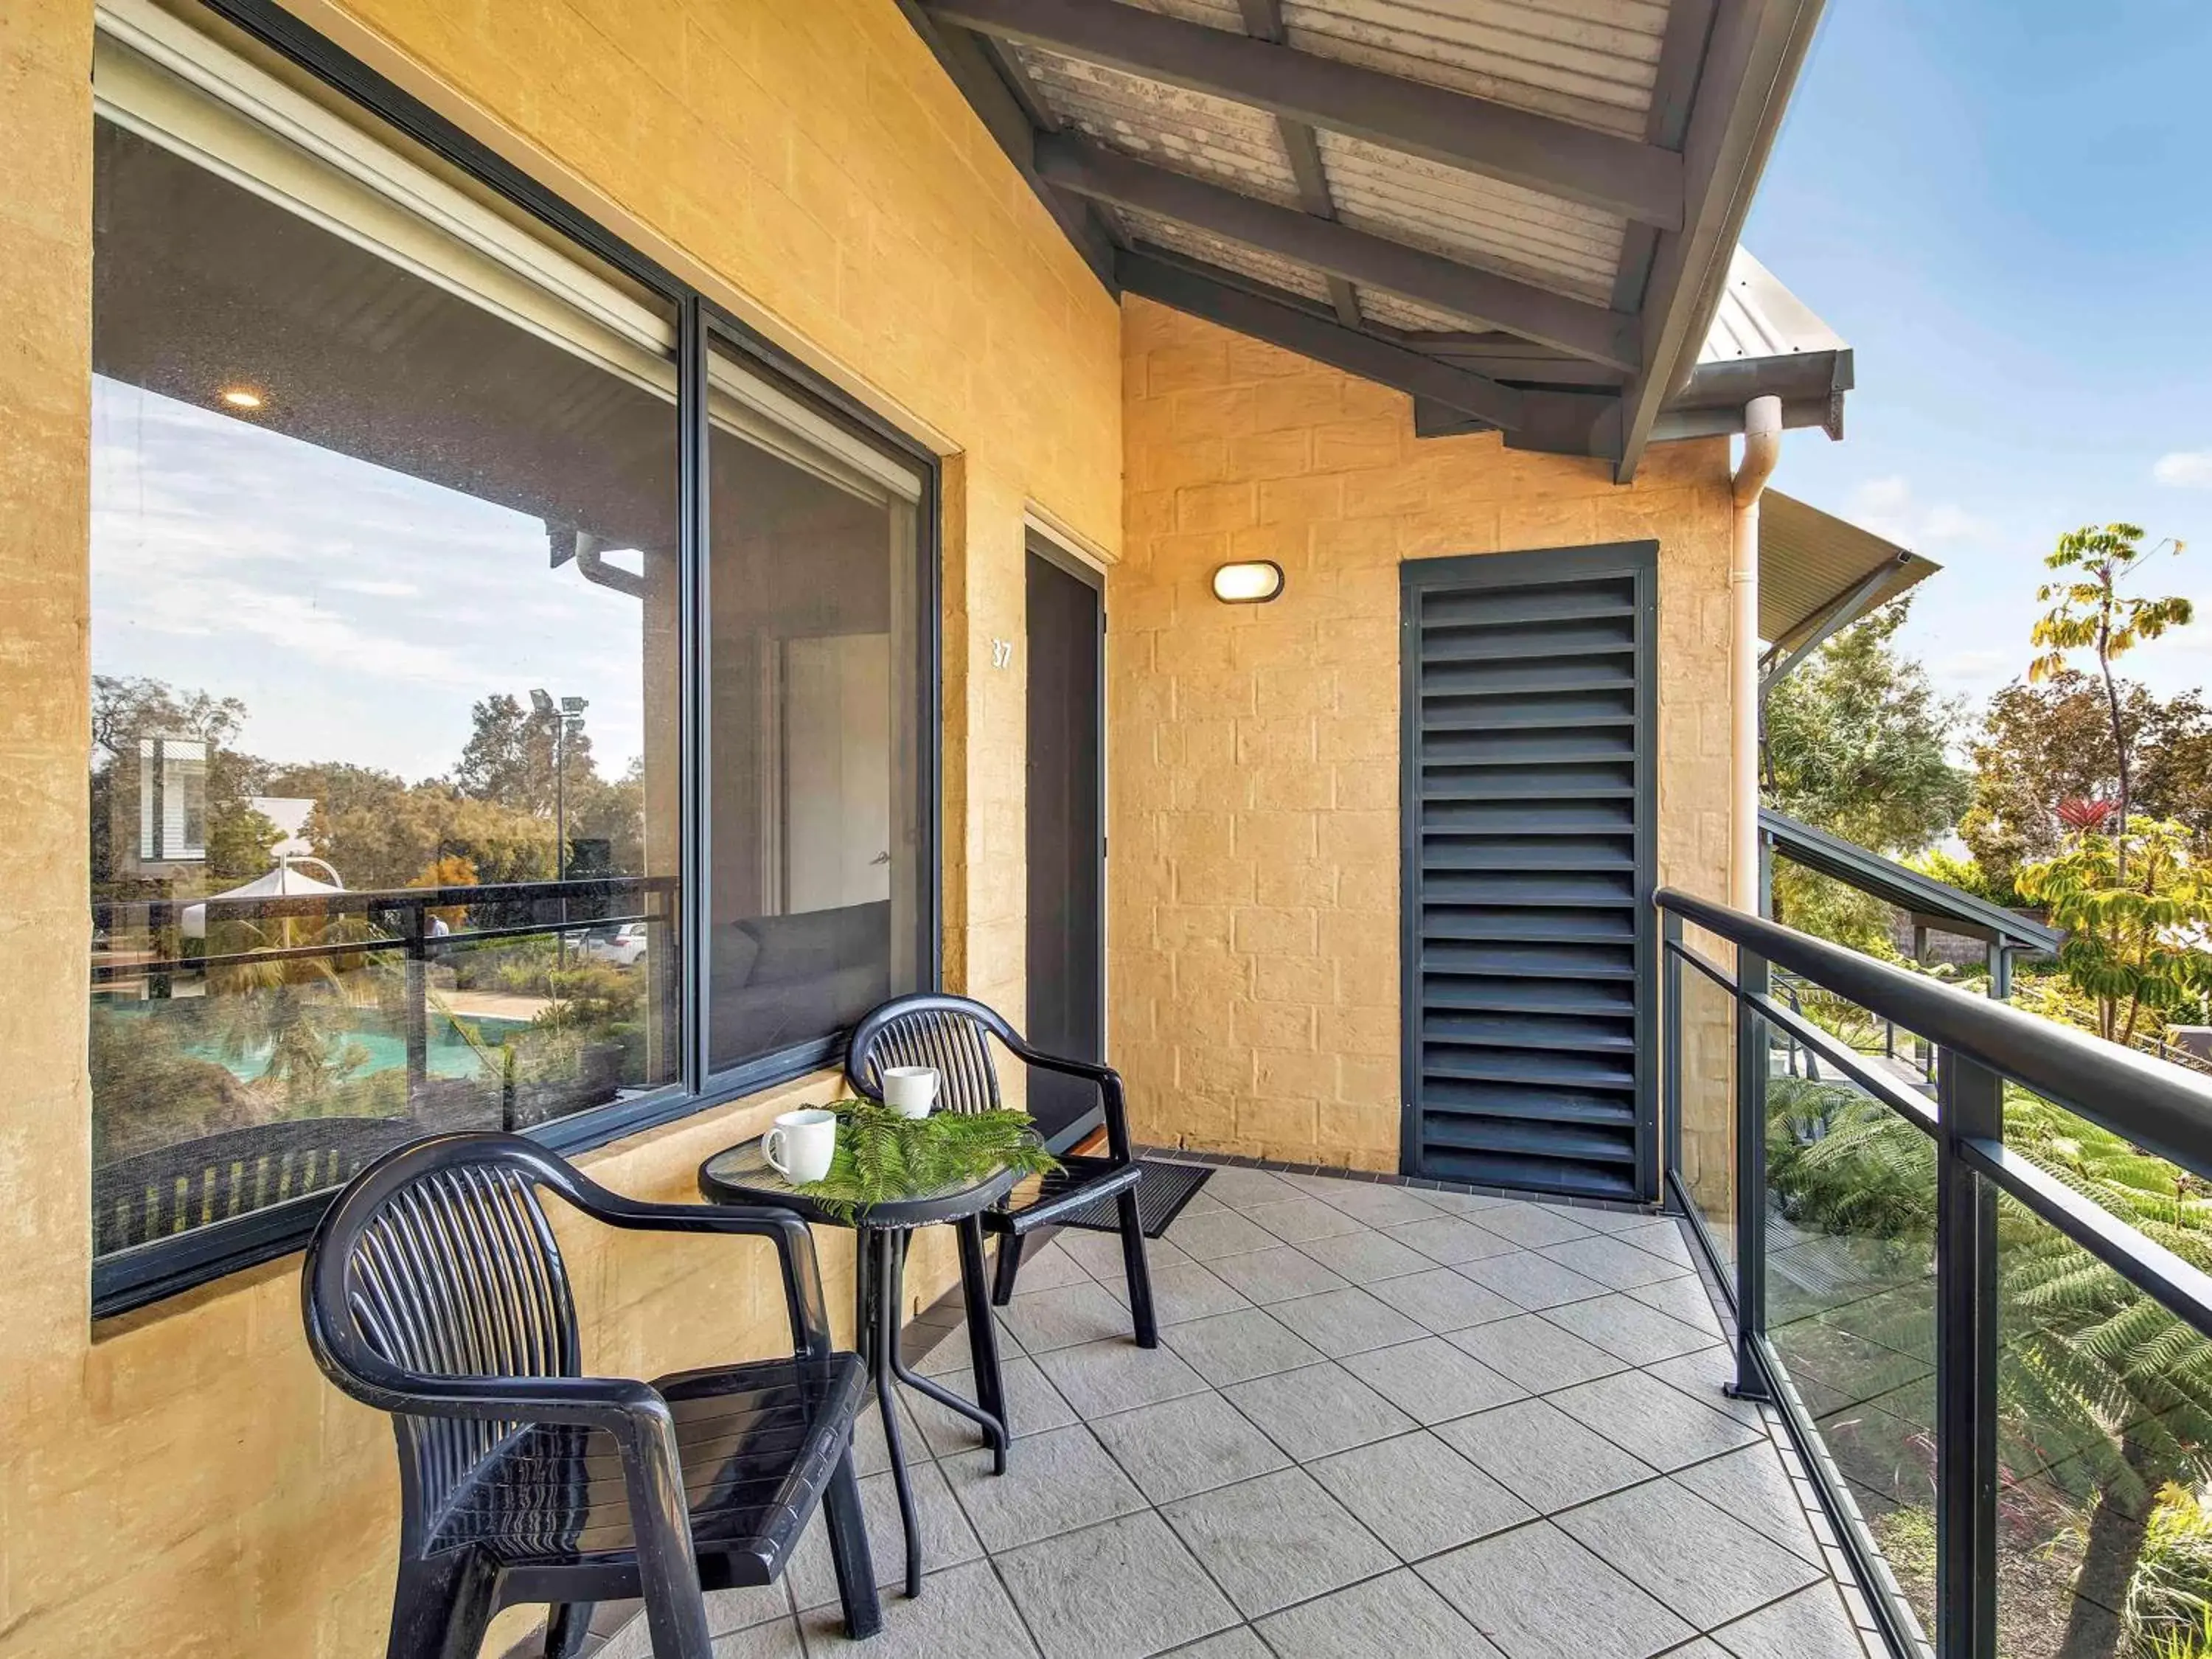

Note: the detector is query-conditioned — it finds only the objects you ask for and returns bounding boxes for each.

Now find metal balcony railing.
[1659,887,2212,1659]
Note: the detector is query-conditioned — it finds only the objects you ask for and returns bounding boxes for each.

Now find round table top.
[698,1134,1024,1228]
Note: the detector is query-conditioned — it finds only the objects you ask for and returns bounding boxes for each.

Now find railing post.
[404,900,428,1105]
[1662,909,1683,1190]
[1936,1048,2001,1659]
[1727,944,1773,1402]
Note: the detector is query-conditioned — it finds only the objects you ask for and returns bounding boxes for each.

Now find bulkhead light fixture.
[1211,560,1284,604]
[218,386,265,409]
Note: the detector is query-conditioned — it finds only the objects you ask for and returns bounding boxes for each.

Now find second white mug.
[882,1065,940,1119]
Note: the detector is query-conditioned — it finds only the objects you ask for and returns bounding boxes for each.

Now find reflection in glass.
[704,346,925,1074]
[1674,947,1739,1290]
[88,85,680,1262]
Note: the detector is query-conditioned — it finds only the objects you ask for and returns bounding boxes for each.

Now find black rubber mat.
[1054,1158,1215,1239]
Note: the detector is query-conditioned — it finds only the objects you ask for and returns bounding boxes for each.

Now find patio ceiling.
[900,0,1832,477]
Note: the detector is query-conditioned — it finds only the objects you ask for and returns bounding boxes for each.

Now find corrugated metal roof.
[1281,0,1669,138]
[1012,47,1304,205]
[1119,209,1338,301]
[1701,247,1846,363]
[1760,490,1939,652]
[1316,129,1624,305]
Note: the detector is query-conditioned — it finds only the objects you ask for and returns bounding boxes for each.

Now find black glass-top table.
[698,1138,1020,1598]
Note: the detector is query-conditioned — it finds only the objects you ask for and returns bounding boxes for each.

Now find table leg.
[872,1228,924,1599]
[886,1232,1009,1472]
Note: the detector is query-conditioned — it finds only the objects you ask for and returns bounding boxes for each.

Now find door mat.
[1054,1158,1214,1239]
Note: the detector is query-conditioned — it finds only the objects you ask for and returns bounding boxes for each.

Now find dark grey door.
[1399,543,1658,1201]
[1026,538,1105,1150]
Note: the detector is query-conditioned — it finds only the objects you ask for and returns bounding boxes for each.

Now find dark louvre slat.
[1403,545,1654,1202]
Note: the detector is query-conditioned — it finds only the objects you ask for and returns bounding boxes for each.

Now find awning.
[182,858,347,940]
[1761,810,2061,954]
[1759,492,1941,676]
[905,0,1832,477]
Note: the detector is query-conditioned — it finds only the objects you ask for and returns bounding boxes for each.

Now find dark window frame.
[89,0,944,1320]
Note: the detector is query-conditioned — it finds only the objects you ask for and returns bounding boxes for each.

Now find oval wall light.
[1211,560,1284,604]
[218,386,265,410]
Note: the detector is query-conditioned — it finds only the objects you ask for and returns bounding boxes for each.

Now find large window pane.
[705,342,925,1074]
[88,49,681,1265]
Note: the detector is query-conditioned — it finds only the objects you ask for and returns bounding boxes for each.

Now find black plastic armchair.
[300,1132,879,1659]
[846,993,1157,1346]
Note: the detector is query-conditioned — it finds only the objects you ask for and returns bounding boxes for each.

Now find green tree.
[2017,817,2212,1045]
[1766,597,1975,853]
[1770,1079,2212,1659]
[453,692,597,814]
[2029,525,2193,877]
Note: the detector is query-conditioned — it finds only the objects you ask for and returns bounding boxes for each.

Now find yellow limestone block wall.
[1109,298,1736,1172]
[0,0,1121,1652]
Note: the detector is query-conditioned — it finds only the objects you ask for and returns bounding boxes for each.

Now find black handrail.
[1660,885,2212,1186]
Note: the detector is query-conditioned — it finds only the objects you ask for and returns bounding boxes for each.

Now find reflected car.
[579,922,648,967]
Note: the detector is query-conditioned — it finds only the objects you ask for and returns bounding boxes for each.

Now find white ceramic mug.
[882,1065,940,1119]
[764,1108,838,1184]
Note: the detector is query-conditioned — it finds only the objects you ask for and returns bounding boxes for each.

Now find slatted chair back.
[844,993,1013,1114]
[306,1138,582,1550]
[92,1115,410,1256]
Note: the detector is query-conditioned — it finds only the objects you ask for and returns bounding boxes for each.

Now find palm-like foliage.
[2018,818,2212,1045]
[1770,1077,2212,1658]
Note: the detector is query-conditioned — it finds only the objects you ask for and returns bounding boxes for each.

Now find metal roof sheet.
[1012,46,1304,205]
[1281,0,1670,138]
[1316,128,1625,305]
[1760,490,1939,653]
[1701,247,1846,364]
[1119,209,1337,300]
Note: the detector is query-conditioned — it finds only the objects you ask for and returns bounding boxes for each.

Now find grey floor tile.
[1467,1200,1599,1249]
[1090,1389,1293,1503]
[1560,1204,1671,1234]
[707,1616,807,1659]
[1237,1196,1366,1243]
[1293,1227,1434,1284]
[1460,1250,1613,1312]
[1644,1344,1765,1424]
[1164,1306,1328,1385]
[796,1558,1037,1658]
[1433,1398,1658,1512]
[1034,1335,1212,1417]
[942,1422,1147,1550]
[1542,1234,1691,1291]
[1200,1166,1304,1210]
[1660,1644,1733,1658]
[1444,1312,1629,1394]
[1549,1371,1763,1471]
[1010,1239,1101,1293]
[599,1585,790,1659]
[1276,1171,1374,1200]
[1418,1521,1694,1659]
[1616,1220,1697,1268]
[785,1460,984,1610]
[906,1355,1079,1457]
[1203,1245,1353,1305]
[1264,1285,1428,1357]
[995,1510,1239,1659]
[1167,1208,1287,1262]
[1158,1630,1271,1659]
[1308,1429,1534,1559]
[1098,1259,1253,1326]
[1674,1445,1823,1563]
[1316,1183,1444,1228]
[1711,1584,1870,1659]
[1385,1214,1522,1265]
[1625,1272,1725,1334]
[1416,1187,1514,1216]
[1340,1334,1524,1422]
[1540,1293,1716,1365]
[916,1316,1023,1379]
[1368,1267,1520,1334]
[1222,1360,1415,1460]
[1000,1279,1144,1353]
[1060,1227,1192,1279]
[849,1390,929,1478]
[1256,1568,1503,1659]
[1555,1478,1822,1629]
[1161,1465,1396,1618]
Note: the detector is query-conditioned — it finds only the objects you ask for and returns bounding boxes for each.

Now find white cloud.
[2154,450,2212,489]
[1846,476,1992,550]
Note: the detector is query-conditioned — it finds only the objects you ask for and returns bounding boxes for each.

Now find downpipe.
[1730,396,1783,914]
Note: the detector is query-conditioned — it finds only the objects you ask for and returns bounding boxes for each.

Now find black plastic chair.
[845,993,1157,1346]
[300,1132,880,1659]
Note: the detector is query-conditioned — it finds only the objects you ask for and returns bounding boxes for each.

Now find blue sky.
[1742,0,2212,709]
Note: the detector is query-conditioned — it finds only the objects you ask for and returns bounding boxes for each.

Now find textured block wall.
[0,0,1121,1652]
[1110,298,1738,1173]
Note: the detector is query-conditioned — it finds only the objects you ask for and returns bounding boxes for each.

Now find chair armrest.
[1002,1040,1138,1163]
[560,1181,835,1360]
